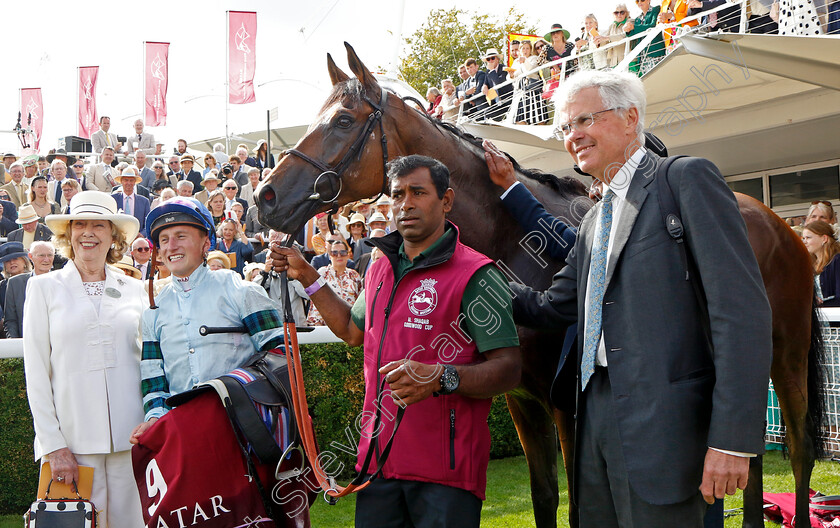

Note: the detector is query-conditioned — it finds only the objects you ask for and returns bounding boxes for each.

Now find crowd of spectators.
[421,0,837,123]
[0,119,403,334]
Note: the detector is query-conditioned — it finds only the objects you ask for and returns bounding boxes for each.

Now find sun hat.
[180,154,196,164]
[3,153,18,161]
[21,154,39,168]
[483,48,501,59]
[46,148,77,166]
[243,261,263,279]
[45,191,140,241]
[544,23,571,41]
[368,212,388,225]
[202,172,222,184]
[348,213,367,226]
[252,139,267,153]
[114,255,142,279]
[16,204,39,224]
[0,242,28,263]
[206,250,231,269]
[144,197,217,250]
[375,195,391,206]
[114,171,143,183]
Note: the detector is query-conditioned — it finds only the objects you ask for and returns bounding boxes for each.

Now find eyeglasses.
[614,10,628,14]
[169,161,179,165]
[73,164,84,168]
[557,108,617,137]
[329,250,349,257]
[812,200,833,206]
[134,247,150,252]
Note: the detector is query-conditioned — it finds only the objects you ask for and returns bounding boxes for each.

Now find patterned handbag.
[26,480,96,528]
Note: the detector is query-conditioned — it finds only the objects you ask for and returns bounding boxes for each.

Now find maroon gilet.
[358,229,494,499]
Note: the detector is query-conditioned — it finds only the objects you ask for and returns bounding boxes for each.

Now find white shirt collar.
[604,146,647,202]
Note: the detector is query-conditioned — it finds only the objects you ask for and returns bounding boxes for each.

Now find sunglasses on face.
[330,250,349,257]
[73,164,84,168]
[135,247,150,252]
[223,186,236,190]
[615,10,627,14]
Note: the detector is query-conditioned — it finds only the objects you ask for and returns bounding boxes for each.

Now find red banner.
[78,66,99,139]
[228,11,257,104]
[20,88,43,150]
[144,42,169,126]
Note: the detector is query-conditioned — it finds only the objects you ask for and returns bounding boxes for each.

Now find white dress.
[778,0,823,34]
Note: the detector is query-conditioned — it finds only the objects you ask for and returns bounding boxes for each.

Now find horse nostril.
[262,187,276,204]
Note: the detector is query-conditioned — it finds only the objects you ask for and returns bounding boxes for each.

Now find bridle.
[282,86,391,211]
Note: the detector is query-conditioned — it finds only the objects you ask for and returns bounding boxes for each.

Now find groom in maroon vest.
[271,155,521,527]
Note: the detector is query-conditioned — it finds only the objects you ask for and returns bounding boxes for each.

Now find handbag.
[26,480,96,528]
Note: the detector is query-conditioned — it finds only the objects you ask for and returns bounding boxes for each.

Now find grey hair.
[615,3,629,12]
[427,87,441,97]
[584,13,598,23]
[50,159,67,171]
[176,180,194,191]
[213,143,225,152]
[554,69,646,138]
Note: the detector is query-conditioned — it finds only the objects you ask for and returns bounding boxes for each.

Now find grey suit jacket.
[91,129,120,154]
[128,132,156,155]
[511,154,772,505]
[4,272,31,338]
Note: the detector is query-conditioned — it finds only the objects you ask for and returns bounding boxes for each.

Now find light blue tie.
[125,195,133,216]
[582,190,615,390]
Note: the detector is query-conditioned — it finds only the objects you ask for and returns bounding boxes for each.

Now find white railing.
[0,325,344,360]
[452,0,822,130]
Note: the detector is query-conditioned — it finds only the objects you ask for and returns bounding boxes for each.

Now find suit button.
[189,348,195,354]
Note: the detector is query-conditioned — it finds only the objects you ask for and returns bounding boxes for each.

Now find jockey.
[130,197,286,439]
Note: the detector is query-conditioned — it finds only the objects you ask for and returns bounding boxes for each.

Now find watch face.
[441,365,459,393]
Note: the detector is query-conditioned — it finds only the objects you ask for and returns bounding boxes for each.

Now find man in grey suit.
[127,119,156,157]
[90,116,123,154]
[487,70,772,527]
[134,151,155,186]
[4,240,54,338]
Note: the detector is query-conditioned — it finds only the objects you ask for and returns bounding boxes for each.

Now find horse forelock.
[319,78,365,114]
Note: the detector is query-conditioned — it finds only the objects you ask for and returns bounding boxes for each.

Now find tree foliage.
[399,8,538,94]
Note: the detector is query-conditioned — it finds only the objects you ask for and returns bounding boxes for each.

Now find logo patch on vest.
[408,278,438,317]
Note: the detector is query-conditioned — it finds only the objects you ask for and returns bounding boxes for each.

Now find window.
[770,166,840,208]
[728,178,762,202]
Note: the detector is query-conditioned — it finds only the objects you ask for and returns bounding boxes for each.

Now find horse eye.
[336,116,354,129]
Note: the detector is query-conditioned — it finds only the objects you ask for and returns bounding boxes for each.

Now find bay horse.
[256,42,824,528]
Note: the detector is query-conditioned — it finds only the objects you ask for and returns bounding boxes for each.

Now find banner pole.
[225,11,231,154]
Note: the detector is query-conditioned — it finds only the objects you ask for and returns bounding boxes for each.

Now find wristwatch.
[436,365,460,395]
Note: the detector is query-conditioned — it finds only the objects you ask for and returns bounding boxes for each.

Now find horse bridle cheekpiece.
[283,86,390,211]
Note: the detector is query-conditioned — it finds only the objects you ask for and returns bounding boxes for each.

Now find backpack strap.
[655,155,690,281]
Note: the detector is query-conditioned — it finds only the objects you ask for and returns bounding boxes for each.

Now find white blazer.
[23,260,147,459]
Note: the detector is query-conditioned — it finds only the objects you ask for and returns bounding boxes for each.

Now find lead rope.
[278,234,404,504]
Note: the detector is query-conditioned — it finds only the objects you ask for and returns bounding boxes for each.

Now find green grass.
[3,451,839,528]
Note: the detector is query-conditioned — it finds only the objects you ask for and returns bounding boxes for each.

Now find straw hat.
[206,250,231,269]
[45,191,140,241]
[348,213,366,226]
[368,212,388,225]
[15,204,39,225]
[114,255,142,279]
[243,261,263,279]
[180,154,196,164]
[202,172,222,184]
[114,171,142,183]
[375,195,391,206]
[252,139,267,153]
[483,48,501,59]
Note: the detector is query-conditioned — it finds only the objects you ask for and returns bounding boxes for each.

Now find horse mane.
[326,79,587,199]
[399,91,587,198]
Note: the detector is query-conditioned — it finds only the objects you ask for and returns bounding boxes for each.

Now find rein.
[282,87,391,209]
[277,234,404,504]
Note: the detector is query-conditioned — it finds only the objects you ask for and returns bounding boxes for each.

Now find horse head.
[256,42,393,235]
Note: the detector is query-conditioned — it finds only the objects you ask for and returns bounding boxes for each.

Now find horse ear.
[327,53,350,86]
[344,42,381,103]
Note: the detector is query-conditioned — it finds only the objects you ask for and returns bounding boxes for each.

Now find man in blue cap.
[130,198,286,442]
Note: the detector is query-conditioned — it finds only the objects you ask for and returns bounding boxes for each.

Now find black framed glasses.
[330,250,349,257]
[134,247,150,252]
[223,186,237,190]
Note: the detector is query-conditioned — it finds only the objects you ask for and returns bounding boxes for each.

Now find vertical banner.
[228,11,257,104]
[144,41,169,126]
[20,88,43,150]
[78,66,99,139]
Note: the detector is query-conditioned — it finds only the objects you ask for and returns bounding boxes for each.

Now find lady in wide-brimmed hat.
[252,139,275,171]
[346,212,369,259]
[24,191,145,528]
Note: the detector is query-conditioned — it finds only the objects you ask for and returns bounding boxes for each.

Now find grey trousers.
[577,367,708,528]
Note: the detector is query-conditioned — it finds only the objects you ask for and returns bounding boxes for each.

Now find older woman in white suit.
[24,191,146,528]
